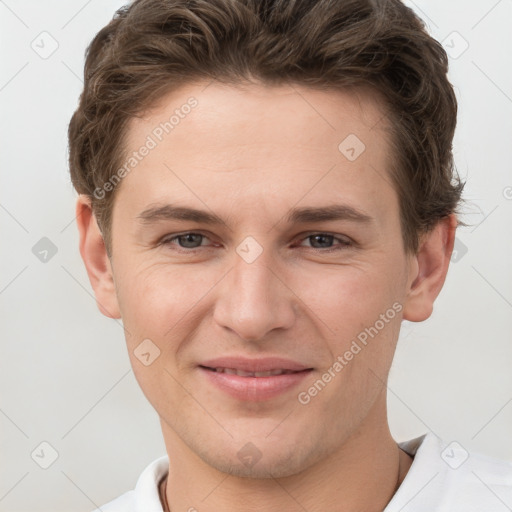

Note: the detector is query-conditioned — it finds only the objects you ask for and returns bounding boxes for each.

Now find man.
[68,0,512,510]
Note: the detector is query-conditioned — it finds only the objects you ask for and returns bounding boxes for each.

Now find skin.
[76,81,457,512]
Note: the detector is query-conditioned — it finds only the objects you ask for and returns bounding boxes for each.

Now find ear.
[402,214,458,322]
[75,195,121,319]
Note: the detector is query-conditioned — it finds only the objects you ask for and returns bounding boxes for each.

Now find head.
[69,0,463,478]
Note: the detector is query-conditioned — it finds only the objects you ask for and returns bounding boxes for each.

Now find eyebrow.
[286,204,373,224]
[137,203,373,226]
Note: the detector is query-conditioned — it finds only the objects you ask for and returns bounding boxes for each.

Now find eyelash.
[159,232,353,253]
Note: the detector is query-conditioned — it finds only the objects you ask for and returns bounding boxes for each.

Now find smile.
[198,358,313,401]
[203,367,300,377]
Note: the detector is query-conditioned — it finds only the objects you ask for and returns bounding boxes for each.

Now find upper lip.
[199,357,312,372]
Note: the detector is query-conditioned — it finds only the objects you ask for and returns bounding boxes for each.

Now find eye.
[161,232,212,250]
[298,233,352,251]
[159,231,353,253]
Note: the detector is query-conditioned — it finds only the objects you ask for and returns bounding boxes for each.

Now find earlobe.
[402,214,458,322]
[75,195,121,319]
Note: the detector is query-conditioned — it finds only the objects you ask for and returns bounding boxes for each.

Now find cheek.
[292,260,404,383]
[293,263,400,331]
[114,260,208,342]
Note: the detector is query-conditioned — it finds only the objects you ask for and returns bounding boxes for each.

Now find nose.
[212,247,296,342]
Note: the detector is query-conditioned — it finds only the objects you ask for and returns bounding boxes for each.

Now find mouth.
[197,357,313,401]
[199,366,304,377]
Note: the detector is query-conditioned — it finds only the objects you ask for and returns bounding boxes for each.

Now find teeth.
[212,367,296,377]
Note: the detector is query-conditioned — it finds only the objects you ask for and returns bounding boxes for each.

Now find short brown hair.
[68,0,464,254]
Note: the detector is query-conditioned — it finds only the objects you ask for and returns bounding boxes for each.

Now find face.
[84,81,438,478]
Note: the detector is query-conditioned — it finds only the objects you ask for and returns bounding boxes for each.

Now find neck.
[159,393,413,512]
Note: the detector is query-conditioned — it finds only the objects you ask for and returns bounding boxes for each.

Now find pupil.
[311,234,333,248]
[179,234,202,248]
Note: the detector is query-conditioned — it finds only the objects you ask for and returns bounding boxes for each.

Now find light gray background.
[1,0,511,511]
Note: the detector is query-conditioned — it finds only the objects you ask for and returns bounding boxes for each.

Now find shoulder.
[90,455,169,512]
[386,432,512,511]
[447,446,512,500]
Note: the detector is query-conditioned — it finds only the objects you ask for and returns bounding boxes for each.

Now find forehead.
[117,81,397,225]
[127,80,390,156]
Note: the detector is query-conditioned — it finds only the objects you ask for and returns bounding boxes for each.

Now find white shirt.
[92,432,512,511]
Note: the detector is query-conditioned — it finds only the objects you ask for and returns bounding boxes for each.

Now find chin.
[195,437,329,479]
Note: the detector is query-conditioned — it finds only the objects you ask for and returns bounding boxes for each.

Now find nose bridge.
[213,242,295,341]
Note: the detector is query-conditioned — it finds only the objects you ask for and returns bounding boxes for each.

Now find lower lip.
[199,367,312,401]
